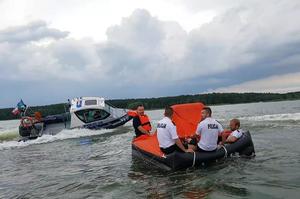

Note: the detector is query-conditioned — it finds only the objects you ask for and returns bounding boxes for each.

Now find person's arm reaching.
[218,122,224,136]
[225,136,238,143]
[226,130,242,143]
[175,138,186,151]
[175,138,193,152]
[137,126,150,135]
[169,120,193,153]
[220,132,226,145]
[195,123,202,136]
[133,117,150,135]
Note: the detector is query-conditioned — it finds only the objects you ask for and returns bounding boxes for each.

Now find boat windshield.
[75,109,110,123]
[84,100,97,106]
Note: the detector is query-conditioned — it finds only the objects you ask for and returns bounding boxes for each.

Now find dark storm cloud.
[1,1,300,107]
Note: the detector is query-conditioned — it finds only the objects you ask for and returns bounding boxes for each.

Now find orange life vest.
[127,110,152,131]
[138,114,152,132]
[127,110,137,117]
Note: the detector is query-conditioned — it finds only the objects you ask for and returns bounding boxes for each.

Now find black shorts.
[160,144,184,154]
[197,146,217,153]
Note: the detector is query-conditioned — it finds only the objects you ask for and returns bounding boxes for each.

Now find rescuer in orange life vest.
[132,104,152,137]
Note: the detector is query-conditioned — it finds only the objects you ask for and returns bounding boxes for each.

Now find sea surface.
[0,100,299,198]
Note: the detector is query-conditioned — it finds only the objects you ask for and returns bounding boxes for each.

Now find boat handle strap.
[221,145,228,158]
[192,151,196,167]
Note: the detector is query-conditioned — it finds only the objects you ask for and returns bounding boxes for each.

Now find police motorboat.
[18,97,132,142]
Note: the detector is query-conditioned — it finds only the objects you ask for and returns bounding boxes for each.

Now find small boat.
[132,103,255,171]
[18,97,132,141]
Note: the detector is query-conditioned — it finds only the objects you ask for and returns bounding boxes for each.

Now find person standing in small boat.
[132,104,152,137]
[221,119,243,144]
[190,107,224,152]
[157,106,194,154]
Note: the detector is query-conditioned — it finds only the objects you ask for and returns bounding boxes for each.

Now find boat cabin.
[70,97,113,128]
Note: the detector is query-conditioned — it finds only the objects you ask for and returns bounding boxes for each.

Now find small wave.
[240,113,300,121]
[0,127,19,142]
[0,128,113,151]
[0,120,18,132]
[0,131,19,142]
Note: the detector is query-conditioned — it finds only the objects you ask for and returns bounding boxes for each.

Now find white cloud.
[1,3,300,83]
[0,0,217,41]
[214,72,300,93]
[0,1,300,106]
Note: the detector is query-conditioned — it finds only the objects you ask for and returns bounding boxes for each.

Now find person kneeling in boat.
[190,107,224,152]
[132,104,152,138]
[157,106,194,154]
[221,119,243,144]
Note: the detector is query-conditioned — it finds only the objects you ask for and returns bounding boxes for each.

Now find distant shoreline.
[1,91,299,121]
[209,98,300,107]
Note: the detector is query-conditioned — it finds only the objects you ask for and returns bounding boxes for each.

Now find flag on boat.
[12,99,27,115]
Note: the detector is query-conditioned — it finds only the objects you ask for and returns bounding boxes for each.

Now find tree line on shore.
[1,92,300,120]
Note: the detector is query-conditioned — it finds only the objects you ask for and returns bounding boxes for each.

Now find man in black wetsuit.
[132,104,152,137]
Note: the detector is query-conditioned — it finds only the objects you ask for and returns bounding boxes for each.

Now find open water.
[0,100,299,198]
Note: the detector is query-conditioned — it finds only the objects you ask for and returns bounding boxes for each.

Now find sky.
[1,0,300,107]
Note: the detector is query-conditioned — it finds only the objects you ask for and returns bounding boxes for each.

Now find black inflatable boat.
[132,130,255,171]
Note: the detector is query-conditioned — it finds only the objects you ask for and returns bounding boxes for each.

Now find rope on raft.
[192,151,196,167]
[220,145,228,158]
